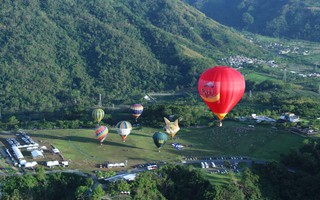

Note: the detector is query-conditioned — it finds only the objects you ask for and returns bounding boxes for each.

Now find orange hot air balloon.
[198,66,245,124]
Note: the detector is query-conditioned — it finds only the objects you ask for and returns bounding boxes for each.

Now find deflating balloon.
[95,125,108,144]
[198,66,245,121]
[92,108,105,124]
[116,121,132,142]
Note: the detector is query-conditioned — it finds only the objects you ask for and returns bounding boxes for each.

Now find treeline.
[106,164,261,200]
[253,138,320,200]
[185,0,320,42]
[0,0,266,114]
[1,79,319,131]
[0,168,105,200]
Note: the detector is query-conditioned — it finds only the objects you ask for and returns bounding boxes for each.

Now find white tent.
[123,174,136,181]
[61,161,69,167]
[47,160,59,168]
[40,146,48,150]
[25,161,37,168]
[107,163,125,168]
[20,160,27,165]
[27,146,39,151]
[12,146,24,159]
[31,150,44,159]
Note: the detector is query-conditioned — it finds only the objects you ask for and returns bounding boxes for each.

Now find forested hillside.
[0,0,266,114]
[184,0,320,41]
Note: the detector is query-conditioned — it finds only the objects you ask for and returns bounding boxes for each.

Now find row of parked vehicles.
[201,162,216,168]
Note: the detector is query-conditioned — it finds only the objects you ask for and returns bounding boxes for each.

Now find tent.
[12,146,24,159]
[25,161,37,168]
[47,160,59,168]
[31,150,44,159]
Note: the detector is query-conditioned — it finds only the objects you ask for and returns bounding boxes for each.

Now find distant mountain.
[0,0,265,113]
[184,0,320,42]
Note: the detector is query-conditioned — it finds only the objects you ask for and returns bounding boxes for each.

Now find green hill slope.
[0,0,266,113]
[184,0,320,42]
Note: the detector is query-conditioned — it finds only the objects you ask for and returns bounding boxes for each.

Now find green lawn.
[245,72,280,83]
[25,121,307,171]
[205,172,240,185]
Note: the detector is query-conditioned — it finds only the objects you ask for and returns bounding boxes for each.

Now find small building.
[52,148,60,154]
[280,113,300,122]
[251,114,276,123]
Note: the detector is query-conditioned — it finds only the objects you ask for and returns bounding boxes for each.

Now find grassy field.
[204,172,240,186]
[245,72,280,83]
[22,121,306,172]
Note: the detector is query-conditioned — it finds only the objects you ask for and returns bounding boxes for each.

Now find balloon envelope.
[116,121,132,141]
[92,108,105,124]
[198,66,245,120]
[95,125,108,144]
[130,104,143,120]
[152,132,168,149]
[164,117,180,139]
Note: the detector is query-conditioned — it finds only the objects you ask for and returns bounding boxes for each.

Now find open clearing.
[14,121,306,171]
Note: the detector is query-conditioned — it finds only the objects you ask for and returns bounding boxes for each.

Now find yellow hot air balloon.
[92,108,105,124]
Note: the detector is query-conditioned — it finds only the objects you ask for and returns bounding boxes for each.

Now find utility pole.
[98,94,102,107]
[283,67,287,82]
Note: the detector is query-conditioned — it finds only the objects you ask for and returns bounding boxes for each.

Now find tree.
[213,184,244,200]
[108,180,131,196]
[36,166,46,182]
[75,185,89,200]
[10,189,22,200]
[92,185,105,200]
[131,172,166,200]
[242,12,254,27]
[240,168,262,200]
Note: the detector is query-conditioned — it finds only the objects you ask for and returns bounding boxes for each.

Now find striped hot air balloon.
[116,121,132,142]
[95,125,108,145]
[92,108,105,124]
[130,104,143,122]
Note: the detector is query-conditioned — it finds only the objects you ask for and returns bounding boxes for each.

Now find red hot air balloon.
[198,66,245,125]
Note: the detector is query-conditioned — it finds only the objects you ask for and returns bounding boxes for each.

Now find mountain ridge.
[0,0,266,113]
[184,0,320,41]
